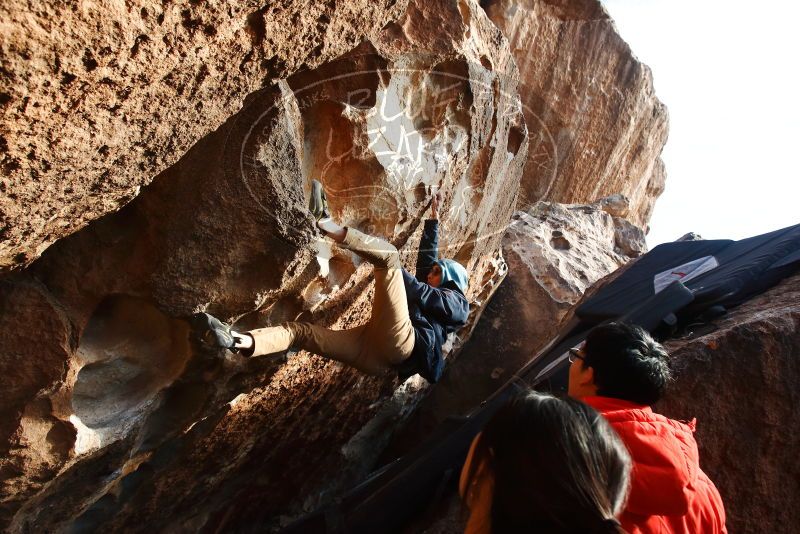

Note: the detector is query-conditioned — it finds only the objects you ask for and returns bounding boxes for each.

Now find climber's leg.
[339,227,402,269]
[247,324,296,356]
[362,263,416,366]
[249,322,395,375]
[317,217,347,242]
[306,179,414,370]
[338,228,415,366]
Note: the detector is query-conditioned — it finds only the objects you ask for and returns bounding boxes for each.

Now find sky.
[600,0,800,247]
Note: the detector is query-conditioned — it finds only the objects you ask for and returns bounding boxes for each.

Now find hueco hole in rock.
[1,1,798,533]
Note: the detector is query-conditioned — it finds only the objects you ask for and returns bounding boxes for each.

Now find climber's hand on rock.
[431,191,441,219]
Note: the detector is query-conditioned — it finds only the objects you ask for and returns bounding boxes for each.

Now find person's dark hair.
[478,391,631,534]
[583,322,672,405]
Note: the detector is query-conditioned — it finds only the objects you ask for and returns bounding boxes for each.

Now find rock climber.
[191,180,470,383]
[568,321,727,533]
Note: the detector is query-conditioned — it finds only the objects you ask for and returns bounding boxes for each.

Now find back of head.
[480,391,631,534]
[583,322,672,405]
[435,259,469,294]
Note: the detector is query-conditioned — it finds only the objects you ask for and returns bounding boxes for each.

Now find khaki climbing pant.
[249,228,416,375]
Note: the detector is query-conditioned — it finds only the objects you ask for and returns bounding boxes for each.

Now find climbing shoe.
[190,312,237,351]
[308,179,331,220]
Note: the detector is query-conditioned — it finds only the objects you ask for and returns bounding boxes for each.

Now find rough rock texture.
[0,0,679,531]
[0,0,528,530]
[384,199,644,455]
[657,273,800,534]
[0,0,410,271]
[484,0,668,228]
[0,278,75,507]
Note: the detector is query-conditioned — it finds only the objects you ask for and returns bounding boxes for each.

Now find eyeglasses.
[568,348,585,363]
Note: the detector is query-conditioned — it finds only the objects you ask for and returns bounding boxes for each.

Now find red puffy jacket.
[583,396,727,534]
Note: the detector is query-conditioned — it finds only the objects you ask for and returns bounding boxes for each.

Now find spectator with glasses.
[568,322,727,534]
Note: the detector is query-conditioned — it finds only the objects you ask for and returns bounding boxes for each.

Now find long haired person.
[460,391,632,533]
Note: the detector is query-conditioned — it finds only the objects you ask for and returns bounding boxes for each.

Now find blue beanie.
[435,259,469,294]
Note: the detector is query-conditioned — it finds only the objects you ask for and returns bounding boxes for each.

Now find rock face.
[0,0,410,271]
[0,0,528,530]
[385,199,644,453]
[0,0,678,531]
[657,273,800,534]
[484,0,668,228]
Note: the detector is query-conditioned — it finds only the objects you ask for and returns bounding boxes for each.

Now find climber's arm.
[415,193,440,281]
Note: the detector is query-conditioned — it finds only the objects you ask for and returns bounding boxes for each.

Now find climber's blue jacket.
[397,219,470,383]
